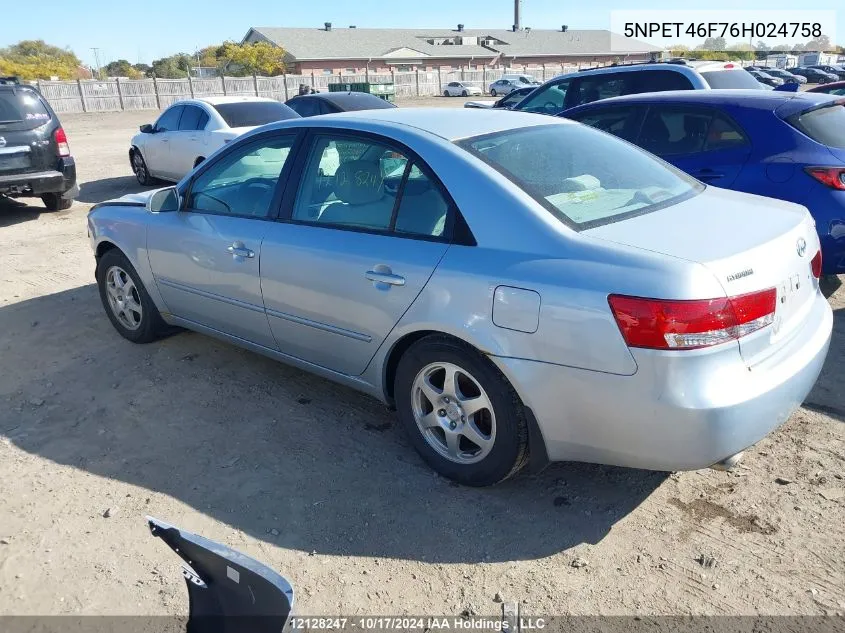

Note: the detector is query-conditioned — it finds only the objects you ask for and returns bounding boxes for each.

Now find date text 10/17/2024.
[288,617,549,631]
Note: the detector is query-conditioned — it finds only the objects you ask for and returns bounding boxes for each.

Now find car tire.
[490,89,497,97]
[443,90,450,97]
[97,248,170,344]
[41,193,72,211]
[131,148,154,186]
[394,334,529,487]
[462,90,468,97]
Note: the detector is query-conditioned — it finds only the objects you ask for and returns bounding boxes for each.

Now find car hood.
[108,188,162,206]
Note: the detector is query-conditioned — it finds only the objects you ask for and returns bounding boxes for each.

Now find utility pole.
[91,47,103,79]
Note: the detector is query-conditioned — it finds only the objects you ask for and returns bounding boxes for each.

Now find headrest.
[684,115,707,136]
[333,160,384,205]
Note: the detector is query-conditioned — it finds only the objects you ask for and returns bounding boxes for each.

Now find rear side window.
[211,101,298,128]
[635,70,695,92]
[568,105,646,142]
[0,88,51,130]
[638,106,748,156]
[699,70,763,89]
[787,102,845,149]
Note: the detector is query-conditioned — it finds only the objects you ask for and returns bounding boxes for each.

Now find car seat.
[318,160,394,228]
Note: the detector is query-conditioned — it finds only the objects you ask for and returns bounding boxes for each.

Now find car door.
[260,131,453,376]
[170,105,209,178]
[146,131,300,349]
[636,104,751,187]
[145,105,183,180]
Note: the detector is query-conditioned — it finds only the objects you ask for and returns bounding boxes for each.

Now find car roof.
[562,88,839,116]
[267,107,569,141]
[194,96,279,106]
[293,92,397,109]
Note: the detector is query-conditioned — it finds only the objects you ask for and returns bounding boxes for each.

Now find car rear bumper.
[0,157,77,197]
[491,290,833,471]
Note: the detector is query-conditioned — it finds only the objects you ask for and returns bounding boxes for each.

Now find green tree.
[219,41,286,76]
[103,59,142,78]
[701,37,727,51]
[0,39,82,80]
[804,34,832,51]
[133,63,152,77]
[151,54,192,78]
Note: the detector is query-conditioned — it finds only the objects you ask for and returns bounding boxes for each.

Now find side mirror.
[140,124,154,134]
[148,186,181,213]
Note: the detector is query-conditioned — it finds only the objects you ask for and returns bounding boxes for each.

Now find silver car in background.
[88,109,832,486]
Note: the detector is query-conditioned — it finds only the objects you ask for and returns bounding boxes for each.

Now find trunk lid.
[585,187,820,367]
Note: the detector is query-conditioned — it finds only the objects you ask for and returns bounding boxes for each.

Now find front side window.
[287,97,320,117]
[638,106,748,156]
[458,123,701,230]
[292,135,449,237]
[516,79,570,114]
[569,75,630,108]
[178,105,204,131]
[186,135,295,217]
[155,105,183,132]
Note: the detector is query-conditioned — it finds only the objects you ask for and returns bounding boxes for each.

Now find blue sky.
[1,0,842,68]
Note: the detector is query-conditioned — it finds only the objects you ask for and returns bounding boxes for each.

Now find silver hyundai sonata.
[87,108,833,486]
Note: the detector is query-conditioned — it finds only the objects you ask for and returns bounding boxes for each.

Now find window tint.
[292,135,449,237]
[636,70,694,92]
[187,135,294,217]
[569,74,630,107]
[699,70,763,89]
[638,107,747,156]
[210,101,298,127]
[287,97,320,117]
[394,165,449,237]
[196,110,209,130]
[516,79,570,114]
[0,88,51,131]
[568,105,645,142]
[155,105,183,132]
[458,124,701,229]
[787,103,845,149]
[178,106,205,131]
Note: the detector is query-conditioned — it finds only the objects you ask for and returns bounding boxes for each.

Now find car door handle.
[365,270,405,286]
[227,243,254,259]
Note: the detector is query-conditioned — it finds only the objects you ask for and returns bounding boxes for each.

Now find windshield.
[211,101,298,128]
[700,70,764,89]
[0,88,51,130]
[787,101,845,149]
[457,123,702,229]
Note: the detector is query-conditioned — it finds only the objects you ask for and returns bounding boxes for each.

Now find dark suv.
[0,77,77,211]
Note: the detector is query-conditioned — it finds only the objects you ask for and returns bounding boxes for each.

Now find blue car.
[561,90,845,274]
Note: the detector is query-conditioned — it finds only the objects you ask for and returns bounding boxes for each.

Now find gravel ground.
[0,103,843,618]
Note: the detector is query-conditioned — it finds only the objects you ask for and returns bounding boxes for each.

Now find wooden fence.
[35,64,604,113]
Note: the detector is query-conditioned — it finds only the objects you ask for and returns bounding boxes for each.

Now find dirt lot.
[0,102,843,618]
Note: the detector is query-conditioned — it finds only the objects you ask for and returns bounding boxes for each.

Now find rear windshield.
[457,123,702,230]
[210,101,298,128]
[0,88,51,130]
[787,101,845,149]
[700,70,764,89]
[333,96,396,111]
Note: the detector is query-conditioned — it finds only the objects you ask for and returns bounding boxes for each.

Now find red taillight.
[608,288,777,351]
[54,127,70,157]
[811,250,823,278]
[724,63,735,68]
[804,166,845,190]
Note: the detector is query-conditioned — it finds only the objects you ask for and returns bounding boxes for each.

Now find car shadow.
[803,296,845,423]
[1,285,670,564]
[0,196,44,227]
[77,176,159,204]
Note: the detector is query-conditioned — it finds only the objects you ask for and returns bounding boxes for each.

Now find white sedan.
[129,96,299,184]
[442,81,482,97]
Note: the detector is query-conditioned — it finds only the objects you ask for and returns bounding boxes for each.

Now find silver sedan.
[87,108,832,486]
[443,81,483,97]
